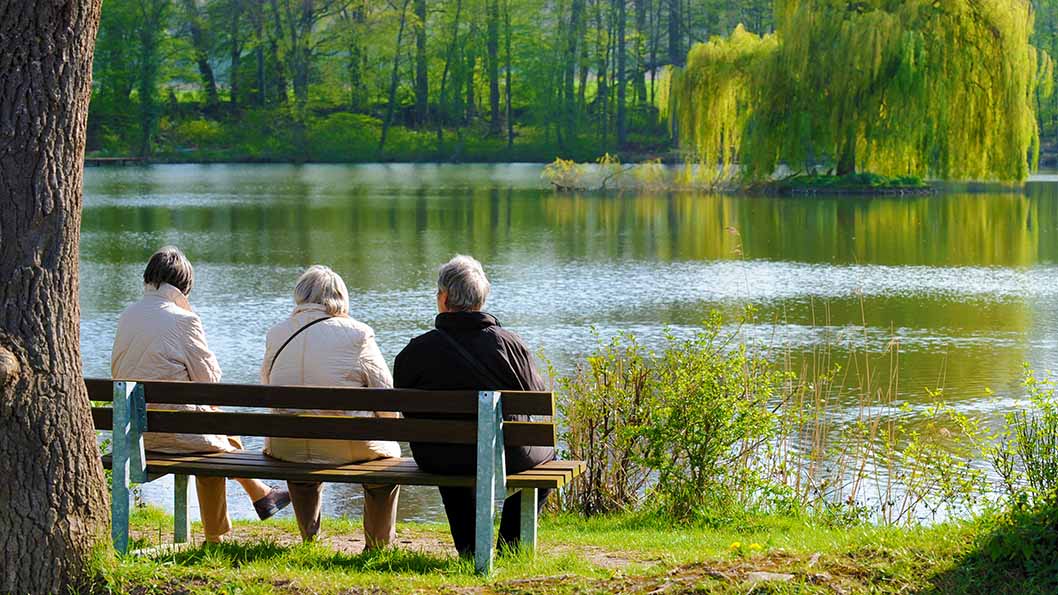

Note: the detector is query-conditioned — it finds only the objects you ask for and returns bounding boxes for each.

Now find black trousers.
[438,484,553,556]
[410,443,556,555]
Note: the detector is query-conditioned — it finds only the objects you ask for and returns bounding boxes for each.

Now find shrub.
[557,333,655,515]
[169,118,226,149]
[642,314,789,520]
[558,311,790,520]
[991,367,1058,501]
[307,113,381,161]
[542,157,589,191]
[972,490,1058,591]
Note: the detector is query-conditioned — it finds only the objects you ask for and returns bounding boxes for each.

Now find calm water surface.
[80,163,1058,524]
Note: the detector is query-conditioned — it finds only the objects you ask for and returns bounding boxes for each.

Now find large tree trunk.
[0,2,110,594]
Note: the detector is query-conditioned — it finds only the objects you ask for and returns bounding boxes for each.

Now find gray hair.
[293,265,349,316]
[143,246,194,295]
[437,255,490,311]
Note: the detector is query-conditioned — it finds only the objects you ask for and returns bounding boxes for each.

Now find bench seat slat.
[100,453,583,489]
[92,408,555,447]
[85,379,554,416]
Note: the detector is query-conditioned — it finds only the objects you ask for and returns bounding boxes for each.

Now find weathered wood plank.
[92,409,556,446]
[100,453,574,489]
[84,378,554,415]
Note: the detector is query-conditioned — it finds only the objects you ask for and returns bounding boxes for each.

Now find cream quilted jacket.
[261,303,401,464]
[111,283,240,454]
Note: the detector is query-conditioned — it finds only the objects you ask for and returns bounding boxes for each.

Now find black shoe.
[253,488,291,520]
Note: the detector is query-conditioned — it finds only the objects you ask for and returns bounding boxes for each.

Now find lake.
[81,163,1058,525]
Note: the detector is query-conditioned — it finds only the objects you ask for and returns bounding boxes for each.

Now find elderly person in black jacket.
[394,254,555,557]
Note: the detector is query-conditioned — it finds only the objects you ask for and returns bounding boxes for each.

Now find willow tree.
[669,0,1055,183]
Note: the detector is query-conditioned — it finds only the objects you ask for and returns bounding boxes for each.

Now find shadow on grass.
[920,495,1058,595]
[154,539,467,575]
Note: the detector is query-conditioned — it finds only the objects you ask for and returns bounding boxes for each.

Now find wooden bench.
[86,378,585,574]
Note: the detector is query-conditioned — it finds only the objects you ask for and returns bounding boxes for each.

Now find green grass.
[88,505,1057,594]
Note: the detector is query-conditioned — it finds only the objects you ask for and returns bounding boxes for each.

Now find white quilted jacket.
[261,303,401,464]
[111,283,239,454]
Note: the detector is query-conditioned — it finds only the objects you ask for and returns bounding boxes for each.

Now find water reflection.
[81,164,1058,522]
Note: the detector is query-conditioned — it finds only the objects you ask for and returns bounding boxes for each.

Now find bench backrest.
[86,378,556,447]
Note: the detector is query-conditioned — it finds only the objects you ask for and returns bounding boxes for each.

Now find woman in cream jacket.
[261,265,401,547]
[111,246,289,543]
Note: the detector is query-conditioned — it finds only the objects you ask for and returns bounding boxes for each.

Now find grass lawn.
[91,506,1040,594]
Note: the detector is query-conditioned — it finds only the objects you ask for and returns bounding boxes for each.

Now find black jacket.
[393,311,555,474]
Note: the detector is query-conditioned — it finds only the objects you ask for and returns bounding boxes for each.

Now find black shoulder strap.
[433,327,510,389]
[265,316,334,381]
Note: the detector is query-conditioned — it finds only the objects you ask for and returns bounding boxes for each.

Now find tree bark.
[0,2,110,594]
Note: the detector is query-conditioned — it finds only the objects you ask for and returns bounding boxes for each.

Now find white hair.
[437,254,491,311]
[294,265,349,316]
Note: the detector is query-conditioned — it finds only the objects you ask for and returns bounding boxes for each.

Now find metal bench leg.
[174,474,190,544]
[111,381,131,554]
[475,391,503,575]
[519,488,538,554]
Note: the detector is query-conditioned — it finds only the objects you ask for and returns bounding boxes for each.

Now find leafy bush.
[642,315,789,520]
[542,157,589,191]
[558,312,790,521]
[971,490,1058,591]
[307,113,381,161]
[557,333,655,515]
[169,118,226,148]
[991,367,1058,501]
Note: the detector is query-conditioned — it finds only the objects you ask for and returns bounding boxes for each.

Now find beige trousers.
[287,481,399,547]
[193,475,232,542]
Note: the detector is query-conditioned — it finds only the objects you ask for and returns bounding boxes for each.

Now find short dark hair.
[143,246,194,295]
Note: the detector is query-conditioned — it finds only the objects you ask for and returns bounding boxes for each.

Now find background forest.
[88,0,1058,164]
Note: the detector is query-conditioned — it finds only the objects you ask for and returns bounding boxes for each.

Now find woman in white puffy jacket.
[261,265,401,548]
[112,246,290,543]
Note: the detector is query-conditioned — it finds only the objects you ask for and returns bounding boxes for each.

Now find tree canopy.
[668,0,1056,183]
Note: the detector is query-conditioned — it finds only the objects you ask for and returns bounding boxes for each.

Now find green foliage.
[169,118,226,148]
[542,158,590,191]
[557,332,654,515]
[990,367,1058,501]
[784,173,924,189]
[954,490,1058,593]
[307,113,382,161]
[558,312,792,521]
[641,315,789,521]
[670,0,1055,183]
